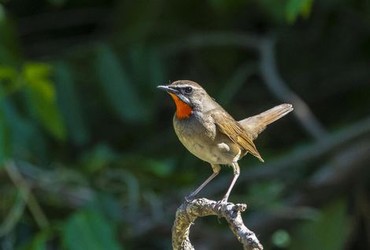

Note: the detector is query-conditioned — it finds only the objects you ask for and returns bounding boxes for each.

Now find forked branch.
[172,198,263,250]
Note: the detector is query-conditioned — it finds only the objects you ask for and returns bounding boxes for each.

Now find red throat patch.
[169,93,193,119]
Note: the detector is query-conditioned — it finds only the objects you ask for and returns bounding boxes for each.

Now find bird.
[158,80,293,203]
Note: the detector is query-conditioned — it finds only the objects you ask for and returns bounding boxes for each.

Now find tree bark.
[172,198,263,250]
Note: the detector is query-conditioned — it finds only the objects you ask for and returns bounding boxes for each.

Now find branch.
[4,161,49,229]
[172,198,263,250]
[257,36,328,140]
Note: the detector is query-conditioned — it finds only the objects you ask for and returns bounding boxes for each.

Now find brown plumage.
[158,80,293,202]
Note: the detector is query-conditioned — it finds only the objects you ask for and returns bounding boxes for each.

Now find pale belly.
[173,115,241,165]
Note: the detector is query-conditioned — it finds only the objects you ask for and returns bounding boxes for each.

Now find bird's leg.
[185,164,221,201]
[220,162,240,203]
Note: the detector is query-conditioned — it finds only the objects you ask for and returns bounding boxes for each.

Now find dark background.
[0,0,369,249]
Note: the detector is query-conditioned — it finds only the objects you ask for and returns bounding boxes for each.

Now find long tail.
[238,104,293,140]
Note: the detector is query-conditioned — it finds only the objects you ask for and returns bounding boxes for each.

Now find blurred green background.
[0,0,370,249]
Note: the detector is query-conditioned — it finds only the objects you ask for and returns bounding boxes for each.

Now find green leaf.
[88,193,123,222]
[272,229,291,248]
[0,83,47,161]
[142,158,175,178]
[258,0,286,23]
[286,0,313,23]
[62,209,122,250]
[80,144,117,173]
[23,62,66,140]
[258,0,314,23]
[128,44,166,87]
[54,62,89,145]
[94,44,147,123]
[288,198,349,250]
[21,231,51,250]
[0,66,19,94]
[247,181,284,208]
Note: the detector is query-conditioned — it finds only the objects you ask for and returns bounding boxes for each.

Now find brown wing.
[211,111,264,162]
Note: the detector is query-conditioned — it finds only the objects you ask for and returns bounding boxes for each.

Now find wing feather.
[211,111,264,162]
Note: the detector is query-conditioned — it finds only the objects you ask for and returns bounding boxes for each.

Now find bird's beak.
[157,85,179,94]
[157,85,191,105]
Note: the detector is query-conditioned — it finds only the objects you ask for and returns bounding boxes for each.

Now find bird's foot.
[219,194,230,204]
[184,194,195,202]
[215,197,229,210]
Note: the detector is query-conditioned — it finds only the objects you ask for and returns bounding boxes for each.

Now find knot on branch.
[172,198,263,250]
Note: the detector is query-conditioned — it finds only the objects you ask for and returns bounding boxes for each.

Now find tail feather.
[238,104,293,140]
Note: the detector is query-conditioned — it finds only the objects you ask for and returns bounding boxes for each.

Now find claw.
[215,198,228,211]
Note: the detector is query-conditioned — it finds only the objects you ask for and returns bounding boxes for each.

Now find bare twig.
[172,198,263,250]
[14,161,94,208]
[0,192,27,236]
[4,161,49,229]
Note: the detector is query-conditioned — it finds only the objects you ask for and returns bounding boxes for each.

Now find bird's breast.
[172,114,241,165]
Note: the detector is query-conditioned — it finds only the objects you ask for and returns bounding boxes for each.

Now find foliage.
[62,208,121,250]
[1,0,370,249]
[288,199,349,250]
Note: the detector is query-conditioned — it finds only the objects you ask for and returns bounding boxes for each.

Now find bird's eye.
[184,87,193,94]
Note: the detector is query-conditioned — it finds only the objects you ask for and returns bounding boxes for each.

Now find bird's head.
[157,80,209,119]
